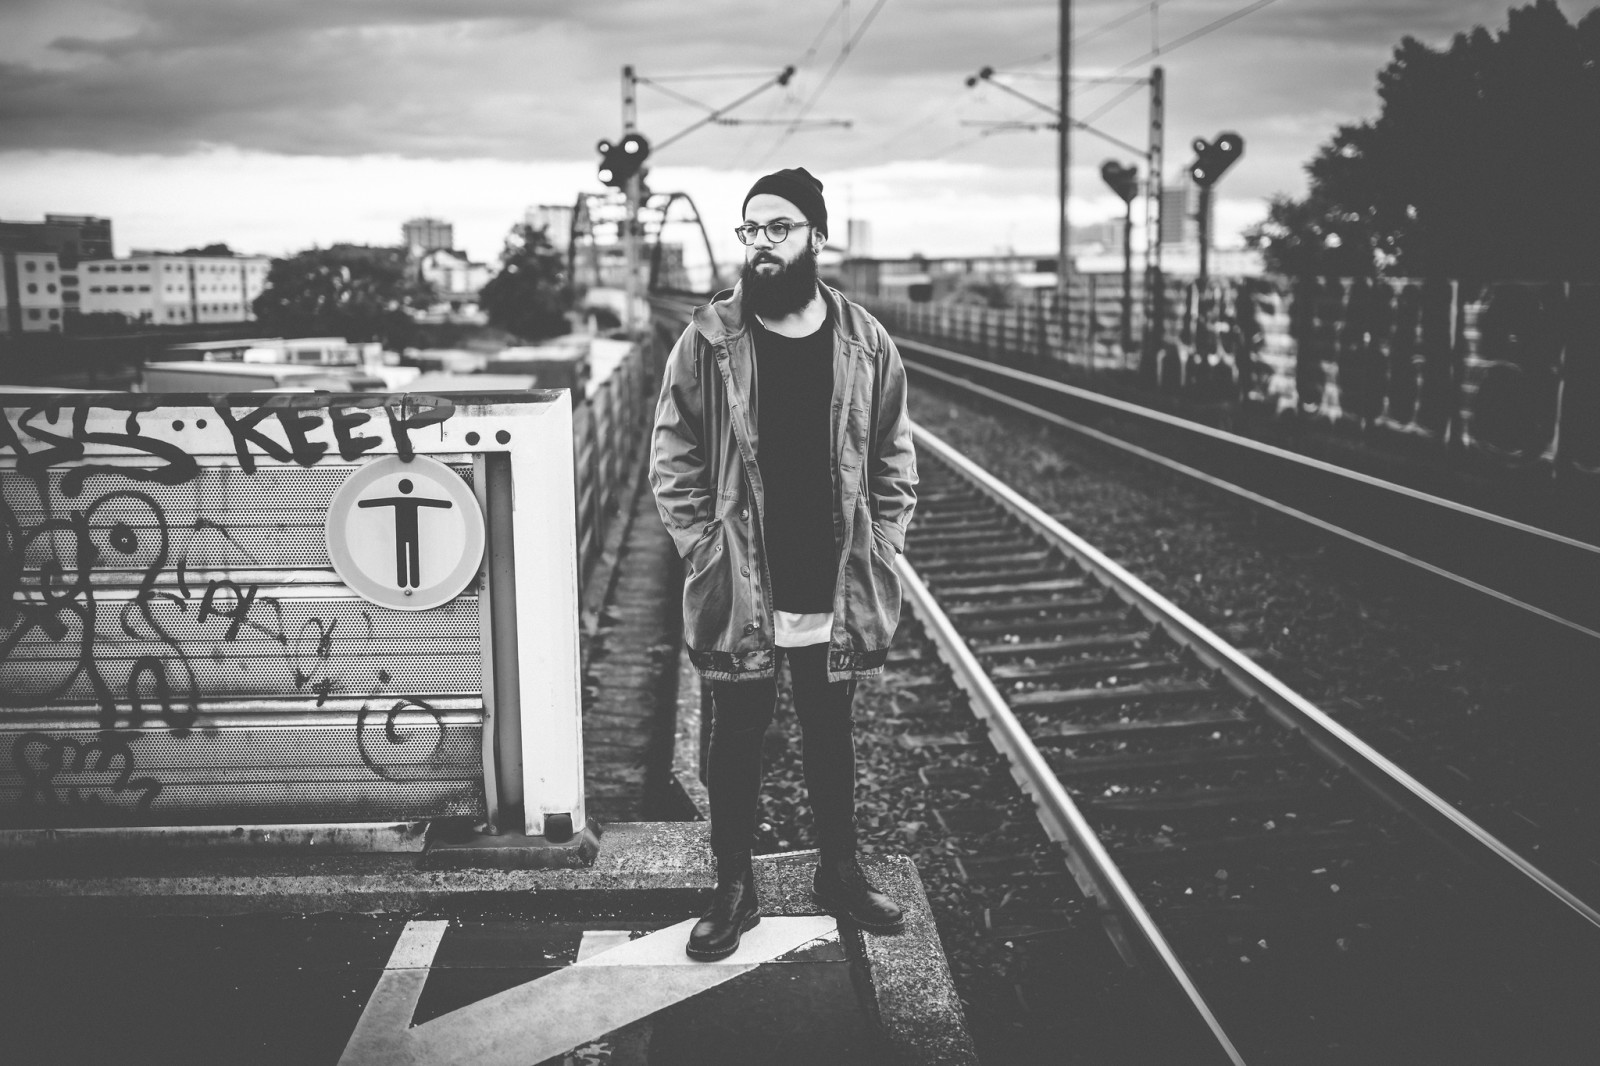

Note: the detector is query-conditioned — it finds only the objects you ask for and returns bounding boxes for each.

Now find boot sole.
[685,913,761,961]
[810,890,906,934]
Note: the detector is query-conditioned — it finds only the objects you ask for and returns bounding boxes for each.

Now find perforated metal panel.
[0,454,487,828]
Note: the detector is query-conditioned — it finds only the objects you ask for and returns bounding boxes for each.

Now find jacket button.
[740,566,750,576]
[740,509,749,520]
[746,621,759,631]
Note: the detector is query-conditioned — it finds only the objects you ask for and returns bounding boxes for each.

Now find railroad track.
[895,336,1600,643]
[647,292,1600,1058]
[897,423,1600,1064]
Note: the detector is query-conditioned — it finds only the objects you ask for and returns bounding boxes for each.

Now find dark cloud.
[1,0,1584,182]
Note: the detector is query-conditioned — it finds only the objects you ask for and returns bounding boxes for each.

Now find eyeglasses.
[734,221,812,246]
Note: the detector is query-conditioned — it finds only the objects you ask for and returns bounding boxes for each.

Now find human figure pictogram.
[357,478,453,589]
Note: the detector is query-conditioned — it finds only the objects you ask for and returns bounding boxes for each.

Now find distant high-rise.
[402,218,454,255]
[1159,183,1192,246]
[846,219,873,257]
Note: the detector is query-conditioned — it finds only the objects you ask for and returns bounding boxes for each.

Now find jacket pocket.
[844,502,901,651]
[682,522,733,651]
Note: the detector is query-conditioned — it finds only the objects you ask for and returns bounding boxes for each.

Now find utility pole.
[1057,0,1071,352]
[598,64,800,316]
[1145,65,1164,377]
[621,65,640,335]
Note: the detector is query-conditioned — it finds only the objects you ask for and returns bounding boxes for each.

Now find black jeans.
[707,643,857,860]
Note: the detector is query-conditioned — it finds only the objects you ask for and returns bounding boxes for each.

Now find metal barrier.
[1,390,583,838]
[572,339,652,586]
[863,279,1600,486]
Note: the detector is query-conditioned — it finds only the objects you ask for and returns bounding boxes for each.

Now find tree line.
[250,223,572,349]
[1251,0,1600,280]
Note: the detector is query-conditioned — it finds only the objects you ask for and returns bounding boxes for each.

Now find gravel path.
[748,377,1600,1062]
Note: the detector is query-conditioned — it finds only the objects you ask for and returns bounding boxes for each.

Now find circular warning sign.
[325,455,485,611]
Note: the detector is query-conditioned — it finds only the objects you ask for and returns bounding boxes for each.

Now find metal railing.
[862,276,1600,487]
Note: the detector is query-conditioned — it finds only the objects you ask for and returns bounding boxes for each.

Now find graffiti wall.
[0,393,489,828]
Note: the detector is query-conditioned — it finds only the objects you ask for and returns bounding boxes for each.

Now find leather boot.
[686,854,761,961]
[812,853,904,933]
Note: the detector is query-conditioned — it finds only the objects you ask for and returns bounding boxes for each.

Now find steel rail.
[899,343,1600,643]
[898,558,1249,1065]
[913,422,1600,933]
[896,340,1600,551]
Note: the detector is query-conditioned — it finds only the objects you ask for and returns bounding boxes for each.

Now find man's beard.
[741,242,820,319]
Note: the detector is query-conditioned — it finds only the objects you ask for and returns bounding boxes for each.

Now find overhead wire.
[953,0,1278,165]
[923,108,1046,162]
[1076,0,1279,94]
[725,0,853,168]
[870,0,1160,165]
[757,0,895,166]
[1077,77,1146,128]
[997,0,1165,75]
[635,77,719,113]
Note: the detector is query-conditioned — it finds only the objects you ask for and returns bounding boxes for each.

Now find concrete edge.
[0,822,428,853]
[0,821,716,914]
[759,850,977,1065]
[862,854,982,1066]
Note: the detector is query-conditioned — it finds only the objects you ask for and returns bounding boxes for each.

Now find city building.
[77,253,271,326]
[847,219,873,257]
[839,253,1061,303]
[0,214,115,326]
[0,214,113,264]
[418,248,492,306]
[0,250,66,333]
[1160,184,1193,246]
[527,205,574,257]
[415,247,493,323]
[402,218,454,256]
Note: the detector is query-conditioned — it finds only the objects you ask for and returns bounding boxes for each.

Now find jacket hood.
[692,280,870,348]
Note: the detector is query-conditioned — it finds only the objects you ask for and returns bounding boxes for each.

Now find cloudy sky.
[0,0,1586,264]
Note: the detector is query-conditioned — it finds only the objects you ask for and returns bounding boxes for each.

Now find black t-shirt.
[752,310,836,614]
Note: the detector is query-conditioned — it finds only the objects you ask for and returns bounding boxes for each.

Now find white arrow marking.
[339,915,838,1066]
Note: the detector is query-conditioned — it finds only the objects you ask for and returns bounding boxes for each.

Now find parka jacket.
[649,281,917,683]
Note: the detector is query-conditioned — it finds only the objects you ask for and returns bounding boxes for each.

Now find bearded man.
[649,166,918,960]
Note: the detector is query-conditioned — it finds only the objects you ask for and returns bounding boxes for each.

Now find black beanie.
[743,167,828,239]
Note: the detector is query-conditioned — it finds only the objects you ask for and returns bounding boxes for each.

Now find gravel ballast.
[738,377,1600,1063]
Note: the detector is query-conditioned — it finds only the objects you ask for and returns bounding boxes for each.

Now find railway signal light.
[1189,131,1243,188]
[597,132,651,190]
[1100,160,1139,204]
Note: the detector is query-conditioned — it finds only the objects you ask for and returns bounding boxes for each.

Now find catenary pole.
[1058,0,1071,356]
[622,65,640,334]
[1146,64,1164,379]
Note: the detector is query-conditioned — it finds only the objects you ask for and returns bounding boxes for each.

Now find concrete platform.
[0,821,976,1065]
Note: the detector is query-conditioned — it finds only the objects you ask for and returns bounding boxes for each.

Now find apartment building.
[78,253,271,325]
[0,250,66,333]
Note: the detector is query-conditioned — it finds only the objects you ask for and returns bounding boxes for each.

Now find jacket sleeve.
[869,321,918,553]
[648,324,715,558]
